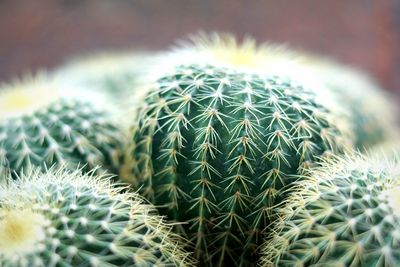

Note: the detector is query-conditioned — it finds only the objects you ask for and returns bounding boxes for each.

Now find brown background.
[0,0,399,95]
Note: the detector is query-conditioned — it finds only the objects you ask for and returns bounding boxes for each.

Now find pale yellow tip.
[208,40,260,68]
[0,209,46,258]
[174,32,303,73]
[0,76,60,120]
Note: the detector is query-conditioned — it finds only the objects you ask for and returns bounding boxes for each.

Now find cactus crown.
[0,75,122,177]
[0,167,194,267]
[0,209,47,259]
[153,32,305,76]
[177,32,279,69]
[0,74,60,119]
[153,33,345,122]
[261,154,400,267]
[124,64,349,266]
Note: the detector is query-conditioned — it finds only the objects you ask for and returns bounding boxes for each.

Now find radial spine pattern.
[124,64,349,266]
[0,75,122,177]
[261,154,400,267]
[0,167,194,267]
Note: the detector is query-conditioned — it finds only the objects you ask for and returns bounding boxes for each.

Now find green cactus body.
[124,64,349,266]
[0,167,194,267]
[261,154,400,267]
[0,75,122,177]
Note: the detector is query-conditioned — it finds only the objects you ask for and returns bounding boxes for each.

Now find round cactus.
[0,74,123,178]
[122,64,350,266]
[0,167,194,267]
[261,154,400,267]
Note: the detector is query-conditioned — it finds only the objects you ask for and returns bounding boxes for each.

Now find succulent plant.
[0,74,123,178]
[0,166,194,267]
[122,64,350,266]
[261,154,400,267]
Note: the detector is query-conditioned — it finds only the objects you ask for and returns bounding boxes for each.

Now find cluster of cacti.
[122,63,350,266]
[1,31,399,267]
[0,167,194,266]
[261,154,400,266]
[0,74,122,177]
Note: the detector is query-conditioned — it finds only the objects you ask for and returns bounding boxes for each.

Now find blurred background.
[0,0,399,94]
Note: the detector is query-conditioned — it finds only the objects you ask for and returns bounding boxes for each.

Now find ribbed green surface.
[126,64,349,266]
[262,155,400,267]
[0,168,194,267]
[0,99,121,177]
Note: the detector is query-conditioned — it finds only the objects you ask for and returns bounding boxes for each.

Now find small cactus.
[0,167,194,267]
[0,74,123,177]
[123,64,350,266]
[261,154,400,267]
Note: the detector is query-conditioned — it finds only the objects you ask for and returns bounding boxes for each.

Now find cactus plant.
[0,74,123,177]
[261,154,400,267]
[0,166,194,267]
[122,64,350,266]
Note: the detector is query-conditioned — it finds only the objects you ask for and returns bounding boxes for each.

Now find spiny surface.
[0,77,122,177]
[262,154,400,267]
[0,167,194,267]
[124,64,349,266]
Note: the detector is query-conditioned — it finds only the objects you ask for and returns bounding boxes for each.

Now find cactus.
[0,74,123,177]
[123,64,350,266]
[0,167,194,267]
[261,154,400,267]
